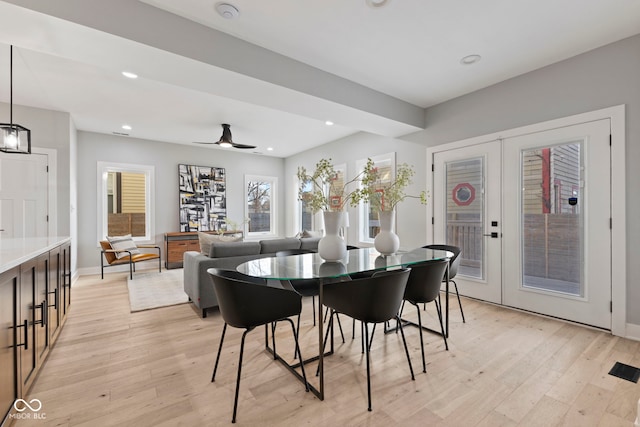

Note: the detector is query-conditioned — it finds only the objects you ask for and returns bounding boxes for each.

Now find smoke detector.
[216,3,240,19]
[366,0,389,7]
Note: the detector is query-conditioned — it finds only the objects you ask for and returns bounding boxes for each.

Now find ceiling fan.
[193,124,256,149]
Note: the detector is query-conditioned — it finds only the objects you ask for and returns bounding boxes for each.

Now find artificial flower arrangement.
[296,158,365,212]
[351,158,428,211]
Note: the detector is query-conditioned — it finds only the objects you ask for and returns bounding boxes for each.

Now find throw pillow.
[301,229,323,238]
[198,232,243,255]
[106,234,141,259]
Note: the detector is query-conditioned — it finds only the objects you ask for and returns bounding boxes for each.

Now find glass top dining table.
[235,246,453,401]
[236,246,452,280]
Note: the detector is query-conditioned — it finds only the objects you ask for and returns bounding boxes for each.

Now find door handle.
[483,232,499,238]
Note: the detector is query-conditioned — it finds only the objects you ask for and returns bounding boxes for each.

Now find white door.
[502,120,611,329]
[433,140,502,304]
[0,152,48,238]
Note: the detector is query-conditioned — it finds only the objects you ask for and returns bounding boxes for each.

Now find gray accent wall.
[403,34,640,325]
[76,132,285,271]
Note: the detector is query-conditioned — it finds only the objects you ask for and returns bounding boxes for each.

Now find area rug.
[126,269,189,312]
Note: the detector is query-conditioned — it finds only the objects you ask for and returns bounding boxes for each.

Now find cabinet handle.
[34,300,47,327]
[43,299,48,327]
[48,287,58,309]
[15,319,28,349]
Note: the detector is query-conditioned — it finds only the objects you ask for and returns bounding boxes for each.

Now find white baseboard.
[625,323,640,342]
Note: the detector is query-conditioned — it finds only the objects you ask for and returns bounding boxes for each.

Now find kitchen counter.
[0,236,71,274]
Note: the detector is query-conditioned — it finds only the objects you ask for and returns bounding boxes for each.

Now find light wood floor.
[13,272,640,427]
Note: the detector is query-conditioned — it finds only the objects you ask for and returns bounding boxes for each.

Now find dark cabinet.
[1,241,71,424]
[48,246,61,340]
[0,267,19,424]
[19,253,49,393]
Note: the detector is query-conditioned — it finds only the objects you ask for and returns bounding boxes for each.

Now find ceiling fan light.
[218,141,233,148]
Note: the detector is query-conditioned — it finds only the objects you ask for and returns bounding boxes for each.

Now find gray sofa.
[183,237,321,317]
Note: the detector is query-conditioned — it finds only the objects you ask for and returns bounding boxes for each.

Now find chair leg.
[324,306,345,343]
[232,329,251,423]
[434,300,448,351]
[271,322,277,360]
[212,323,228,382]
[364,322,372,412]
[452,280,465,323]
[414,304,427,373]
[312,295,316,326]
[396,315,415,381]
[294,314,301,359]
[129,259,133,280]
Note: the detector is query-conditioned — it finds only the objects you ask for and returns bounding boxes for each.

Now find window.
[245,175,277,237]
[298,178,315,231]
[97,162,155,243]
[356,153,395,244]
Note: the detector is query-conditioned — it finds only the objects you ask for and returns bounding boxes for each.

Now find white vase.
[318,211,347,261]
[374,210,400,255]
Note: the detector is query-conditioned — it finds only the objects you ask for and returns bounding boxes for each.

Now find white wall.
[76,131,285,271]
[284,132,429,250]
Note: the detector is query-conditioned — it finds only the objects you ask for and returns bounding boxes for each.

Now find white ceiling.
[0,0,639,157]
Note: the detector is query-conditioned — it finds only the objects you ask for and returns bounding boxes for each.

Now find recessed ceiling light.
[122,124,132,130]
[122,71,138,79]
[267,147,274,151]
[216,3,240,19]
[460,54,481,65]
[325,120,334,126]
[366,0,389,8]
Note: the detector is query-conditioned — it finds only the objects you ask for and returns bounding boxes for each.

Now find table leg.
[445,262,450,338]
[318,277,324,400]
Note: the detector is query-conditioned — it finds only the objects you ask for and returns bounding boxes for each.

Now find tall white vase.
[318,211,347,261]
[374,210,400,255]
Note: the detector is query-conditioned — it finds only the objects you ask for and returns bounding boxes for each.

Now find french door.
[432,119,611,329]
[502,119,611,329]
[433,141,502,304]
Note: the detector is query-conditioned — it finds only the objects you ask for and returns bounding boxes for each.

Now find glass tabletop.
[236,247,452,280]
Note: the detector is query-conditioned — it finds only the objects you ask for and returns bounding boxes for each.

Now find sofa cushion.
[210,241,261,258]
[198,232,243,255]
[259,238,301,254]
[300,237,321,251]
[301,229,323,238]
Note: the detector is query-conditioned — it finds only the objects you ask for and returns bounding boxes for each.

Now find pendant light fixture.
[0,45,31,154]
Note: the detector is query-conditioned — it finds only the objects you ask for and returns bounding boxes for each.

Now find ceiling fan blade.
[231,143,257,149]
[192,141,216,144]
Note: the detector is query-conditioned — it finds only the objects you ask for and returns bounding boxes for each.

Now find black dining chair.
[400,259,449,372]
[322,268,414,411]
[423,244,465,323]
[208,268,309,423]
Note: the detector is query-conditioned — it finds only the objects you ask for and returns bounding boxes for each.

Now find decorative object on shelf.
[178,164,226,232]
[0,45,31,154]
[297,158,364,261]
[352,159,429,254]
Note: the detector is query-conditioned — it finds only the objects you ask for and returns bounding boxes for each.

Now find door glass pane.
[445,158,484,279]
[521,142,583,295]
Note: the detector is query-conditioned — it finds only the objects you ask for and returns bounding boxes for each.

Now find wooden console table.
[164,231,242,269]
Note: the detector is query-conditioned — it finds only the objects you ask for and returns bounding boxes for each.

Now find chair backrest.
[207,268,301,329]
[423,244,461,280]
[402,259,449,304]
[323,268,411,324]
[276,249,315,257]
[100,240,118,265]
